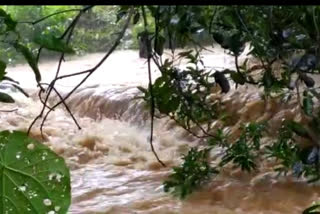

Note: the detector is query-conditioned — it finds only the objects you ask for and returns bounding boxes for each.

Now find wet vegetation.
[0,5,320,213]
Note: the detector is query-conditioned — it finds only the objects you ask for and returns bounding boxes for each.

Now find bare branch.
[18,6,93,25]
[10,84,29,98]
[28,6,94,135]
[28,7,134,136]
[0,108,18,113]
[142,5,166,167]
[39,83,81,139]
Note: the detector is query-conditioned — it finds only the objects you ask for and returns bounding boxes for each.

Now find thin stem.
[313,6,320,42]
[28,5,94,135]
[18,7,91,25]
[30,7,134,135]
[142,5,166,167]
[0,108,18,113]
[39,83,81,139]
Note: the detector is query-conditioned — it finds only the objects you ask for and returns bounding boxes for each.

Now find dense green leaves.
[220,122,265,172]
[0,130,71,214]
[1,5,320,212]
[0,9,17,32]
[163,147,217,199]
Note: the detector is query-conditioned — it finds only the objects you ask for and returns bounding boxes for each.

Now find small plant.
[265,120,320,182]
[163,147,218,199]
[164,122,266,198]
[219,122,266,172]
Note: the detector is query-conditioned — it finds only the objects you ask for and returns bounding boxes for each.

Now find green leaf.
[137,86,148,94]
[14,43,41,83]
[303,91,313,116]
[286,120,309,138]
[116,6,130,22]
[154,34,165,56]
[262,69,273,89]
[34,34,74,54]
[0,60,7,81]
[303,203,320,214]
[227,32,245,56]
[0,9,17,32]
[0,130,71,214]
[212,32,224,46]
[132,12,140,24]
[230,72,245,85]
[0,92,14,103]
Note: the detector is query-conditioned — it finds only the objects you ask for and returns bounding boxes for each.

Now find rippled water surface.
[1,47,319,213]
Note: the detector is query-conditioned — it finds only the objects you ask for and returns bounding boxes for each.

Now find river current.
[1,47,319,214]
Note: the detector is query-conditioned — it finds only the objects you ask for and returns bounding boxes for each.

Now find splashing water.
[1,47,319,214]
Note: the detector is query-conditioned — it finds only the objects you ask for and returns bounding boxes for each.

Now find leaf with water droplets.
[0,130,70,214]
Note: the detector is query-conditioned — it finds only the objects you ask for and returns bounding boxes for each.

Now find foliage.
[163,147,217,199]
[138,50,220,137]
[0,6,130,64]
[0,130,71,214]
[125,7,320,209]
[220,122,266,172]
[1,5,320,212]
[164,122,265,198]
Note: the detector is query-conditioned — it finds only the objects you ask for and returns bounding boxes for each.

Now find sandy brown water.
[1,47,319,214]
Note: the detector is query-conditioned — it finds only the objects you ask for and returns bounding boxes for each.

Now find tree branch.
[28,7,134,136]
[18,6,93,25]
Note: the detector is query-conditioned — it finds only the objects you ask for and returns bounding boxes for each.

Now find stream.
[0,47,319,214]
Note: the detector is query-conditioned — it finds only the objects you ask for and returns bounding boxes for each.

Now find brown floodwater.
[1,47,319,214]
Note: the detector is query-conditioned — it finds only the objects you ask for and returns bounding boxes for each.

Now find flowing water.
[1,47,319,214]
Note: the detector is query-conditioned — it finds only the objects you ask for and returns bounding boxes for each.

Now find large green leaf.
[0,92,14,103]
[0,130,71,214]
[14,43,41,83]
[33,34,74,54]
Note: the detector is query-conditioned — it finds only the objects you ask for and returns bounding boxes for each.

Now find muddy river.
[0,47,319,213]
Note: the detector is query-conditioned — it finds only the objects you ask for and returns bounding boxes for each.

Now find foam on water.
[1,47,319,213]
